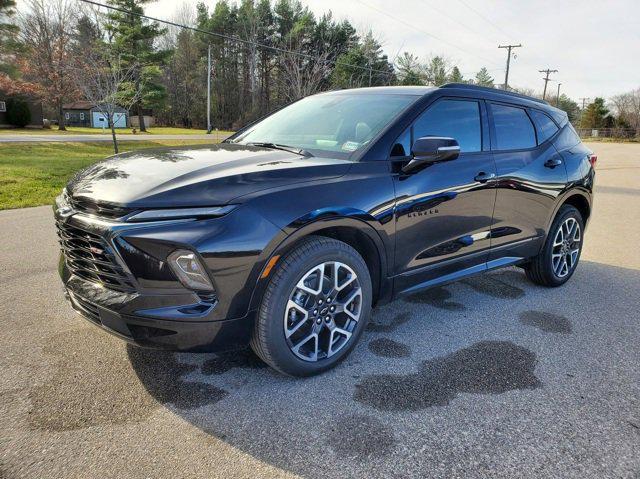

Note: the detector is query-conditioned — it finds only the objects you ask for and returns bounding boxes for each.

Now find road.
[0,133,229,143]
[1,142,639,478]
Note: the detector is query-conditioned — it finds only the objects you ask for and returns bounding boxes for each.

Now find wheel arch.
[248,217,390,313]
[546,188,592,235]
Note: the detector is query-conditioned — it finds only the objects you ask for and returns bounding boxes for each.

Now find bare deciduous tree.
[70,48,142,154]
[610,88,640,130]
[278,49,332,102]
[19,0,77,130]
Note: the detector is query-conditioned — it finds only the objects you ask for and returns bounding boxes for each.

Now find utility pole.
[539,68,558,100]
[206,44,212,134]
[556,83,562,107]
[498,44,522,90]
[579,97,590,110]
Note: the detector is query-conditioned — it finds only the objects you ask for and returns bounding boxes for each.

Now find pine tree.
[0,0,20,77]
[424,56,449,86]
[474,67,494,87]
[105,0,170,131]
[580,97,610,129]
[396,52,424,86]
[448,66,464,83]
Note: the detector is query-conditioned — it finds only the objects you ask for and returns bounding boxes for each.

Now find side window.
[413,99,482,153]
[491,103,536,150]
[529,109,559,144]
[391,127,411,157]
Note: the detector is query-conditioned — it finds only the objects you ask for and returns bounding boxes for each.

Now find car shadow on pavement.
[120,260,640,478]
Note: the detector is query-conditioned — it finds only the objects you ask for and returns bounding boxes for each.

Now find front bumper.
[62,271,253,352]
[53,198,284,351]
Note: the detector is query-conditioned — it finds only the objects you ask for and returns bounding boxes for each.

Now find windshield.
[231,93,418,159]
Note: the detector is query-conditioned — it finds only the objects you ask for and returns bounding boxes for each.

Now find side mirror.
[403,137,460,174]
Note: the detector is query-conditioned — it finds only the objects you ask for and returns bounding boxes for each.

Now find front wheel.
[251,236,372,376]
[525,205,584,287]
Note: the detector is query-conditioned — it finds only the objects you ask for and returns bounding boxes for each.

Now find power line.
[78,0,396,80]
[420,0,502,45]
[353,0,500,67]
[498,43,522,90]
[539,68,558,100]
[456,0,515,40]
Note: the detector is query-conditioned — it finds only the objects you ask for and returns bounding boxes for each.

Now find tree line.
[1,0,639,138]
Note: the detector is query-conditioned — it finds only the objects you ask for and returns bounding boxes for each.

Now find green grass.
[0,126,234,136]
[0,140,216,210]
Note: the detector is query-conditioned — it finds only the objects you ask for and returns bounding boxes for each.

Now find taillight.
[589,154,597,168]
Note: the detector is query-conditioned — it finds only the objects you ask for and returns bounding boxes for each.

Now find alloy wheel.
[284,261,362,362]
[551,217,581,278]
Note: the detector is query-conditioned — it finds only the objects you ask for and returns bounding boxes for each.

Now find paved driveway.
[1,142,639,478]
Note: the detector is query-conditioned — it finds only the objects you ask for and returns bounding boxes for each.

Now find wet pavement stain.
[462,274,525,299]
[354,341,541,411]
[519,310,572,334]
[201,348,267,375]
[28,329,227,432]
[405,286,465,311]
[366,311,411,333]
[368,338,411,358]
[327,414,396,461]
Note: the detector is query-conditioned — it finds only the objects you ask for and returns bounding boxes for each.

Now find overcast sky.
[140,0,638,100]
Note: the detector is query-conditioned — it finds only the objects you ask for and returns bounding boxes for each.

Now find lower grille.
[56,220,135,292]
[70,293,101,324]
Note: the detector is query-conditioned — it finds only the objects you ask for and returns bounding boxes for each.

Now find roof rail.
[440,83,548,105]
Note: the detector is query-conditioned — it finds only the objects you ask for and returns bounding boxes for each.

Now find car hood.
[67,143,352,208]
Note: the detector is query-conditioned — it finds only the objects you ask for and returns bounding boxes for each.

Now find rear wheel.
[251,236,372,376]
[525,205,584,287]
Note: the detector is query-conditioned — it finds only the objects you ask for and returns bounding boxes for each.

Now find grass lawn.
[0,126,234,136]
[0,140,216,210]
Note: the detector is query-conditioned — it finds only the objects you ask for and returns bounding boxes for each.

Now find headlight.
[167,249,214,291]
[54,189,72,214]
[126,205,237,222]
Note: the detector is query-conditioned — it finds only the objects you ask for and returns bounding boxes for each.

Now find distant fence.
[576,128,639,140]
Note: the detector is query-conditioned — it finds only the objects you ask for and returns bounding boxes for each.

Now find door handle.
[544,158,563,168]
[474,172,496,183]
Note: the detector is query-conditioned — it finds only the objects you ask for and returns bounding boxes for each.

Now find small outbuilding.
[62,101,128,128]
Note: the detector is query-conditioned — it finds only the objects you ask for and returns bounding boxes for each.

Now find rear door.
[488,102,568,260]
[392,97,498,293]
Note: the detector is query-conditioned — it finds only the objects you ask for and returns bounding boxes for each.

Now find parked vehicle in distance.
[54,84,595,376]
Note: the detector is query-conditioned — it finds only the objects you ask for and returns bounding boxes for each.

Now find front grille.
[56,220,135,292]
[68,196,132,219]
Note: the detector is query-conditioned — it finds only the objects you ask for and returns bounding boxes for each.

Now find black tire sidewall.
[256,238,372,376]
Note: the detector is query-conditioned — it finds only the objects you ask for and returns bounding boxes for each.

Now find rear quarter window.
[529,109,559,144]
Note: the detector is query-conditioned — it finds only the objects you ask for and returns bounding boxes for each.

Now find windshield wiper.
[246,142,314,157]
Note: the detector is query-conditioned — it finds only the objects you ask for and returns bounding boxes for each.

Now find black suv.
[55,84,595,376]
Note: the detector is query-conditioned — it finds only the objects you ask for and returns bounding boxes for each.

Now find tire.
[525,205,584,287]
[250,236,372,376]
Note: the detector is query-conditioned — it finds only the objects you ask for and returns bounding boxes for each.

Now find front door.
[392,97,497,294]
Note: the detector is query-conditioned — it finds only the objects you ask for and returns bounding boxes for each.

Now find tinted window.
[492,104,536,150]
[529,109,559,144]
[413,99,482,152]
[233,93,417,159]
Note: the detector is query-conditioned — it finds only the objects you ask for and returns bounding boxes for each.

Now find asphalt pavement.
[0,142,639,478]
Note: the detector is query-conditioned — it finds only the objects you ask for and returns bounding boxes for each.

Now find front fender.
[246,213,392,314]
